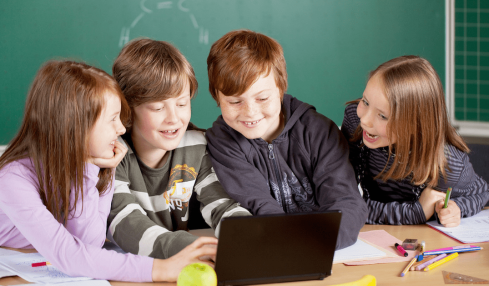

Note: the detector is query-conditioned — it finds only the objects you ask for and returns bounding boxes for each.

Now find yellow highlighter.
[423,252,458,271]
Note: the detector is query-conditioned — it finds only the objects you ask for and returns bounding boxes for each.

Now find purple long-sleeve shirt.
[0,158,153,282]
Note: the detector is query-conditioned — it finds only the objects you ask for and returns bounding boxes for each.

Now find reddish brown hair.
[0,60,130,224]
[207,29,287,104]
[112,38,198,129]
[349,55,469,187]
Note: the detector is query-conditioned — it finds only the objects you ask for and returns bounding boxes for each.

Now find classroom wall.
[0,0,445,145]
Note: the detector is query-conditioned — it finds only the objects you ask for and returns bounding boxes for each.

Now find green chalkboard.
[0,0,445,145]
[454,0,489,122]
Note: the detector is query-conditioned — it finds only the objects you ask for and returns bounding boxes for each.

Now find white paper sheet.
[0,248,22,257]
[333,238,387,263]
[427,209,489,243]
[15,280,111,286]
[0,248,22,278]
[0,252,92,284]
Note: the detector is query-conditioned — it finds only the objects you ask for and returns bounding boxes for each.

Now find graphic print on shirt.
[287,173,318,212]
[269,171,319,213]
[164,164,197,211]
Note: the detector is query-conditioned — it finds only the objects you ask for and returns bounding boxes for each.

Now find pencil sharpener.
[402,239,418,250]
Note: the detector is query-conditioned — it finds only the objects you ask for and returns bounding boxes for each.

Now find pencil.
[400,255,418,277]
[444,187,452,208]
[423,252,458,271]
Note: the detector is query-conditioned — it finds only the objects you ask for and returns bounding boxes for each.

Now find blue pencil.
[423,246,482,256]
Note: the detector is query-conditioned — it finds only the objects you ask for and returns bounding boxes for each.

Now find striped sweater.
[107,130,251,259]
[341,103,489,225]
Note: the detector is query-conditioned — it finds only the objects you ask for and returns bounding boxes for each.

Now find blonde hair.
[351,55,468,187]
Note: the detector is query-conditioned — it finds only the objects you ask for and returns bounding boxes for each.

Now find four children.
[0,29,488,282]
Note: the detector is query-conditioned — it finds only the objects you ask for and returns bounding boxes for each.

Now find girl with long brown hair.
[342,55,488,227]
[0,60,216,282]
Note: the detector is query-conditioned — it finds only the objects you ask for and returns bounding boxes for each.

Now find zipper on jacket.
[268,144,287,212]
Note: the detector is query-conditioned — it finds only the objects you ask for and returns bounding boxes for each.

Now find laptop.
[215,210,342,286]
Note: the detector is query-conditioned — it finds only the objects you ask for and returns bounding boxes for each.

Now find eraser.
[402,239,418,250]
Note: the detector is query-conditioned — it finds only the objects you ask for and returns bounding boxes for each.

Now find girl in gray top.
[341,55,489,227]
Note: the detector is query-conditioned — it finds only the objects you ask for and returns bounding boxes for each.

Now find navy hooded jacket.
[206,94,367,249]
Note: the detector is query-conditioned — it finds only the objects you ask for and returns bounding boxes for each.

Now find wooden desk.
[1,224,488,286]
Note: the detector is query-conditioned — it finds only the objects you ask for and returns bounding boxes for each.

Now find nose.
[165,105,178,124]
[359,109,373,128]
[116,120,126,136]
[243,101,258,117]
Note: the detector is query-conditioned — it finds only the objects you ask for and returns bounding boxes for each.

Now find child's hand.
[88,140,128,169]
[435,200,461,227]
[151,236,218,282]
[419,187,446,220]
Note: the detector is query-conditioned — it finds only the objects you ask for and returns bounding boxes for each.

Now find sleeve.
[0,163,153,282]
[64,164,112,247]
[206,124,285,215]
[308,114,368,250]
[107,157,198,259]
[194,152,252,237]
[447,151,489,217]
[364,198,427,225]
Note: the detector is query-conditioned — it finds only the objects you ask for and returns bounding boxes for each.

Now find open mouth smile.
[241,119,262,127]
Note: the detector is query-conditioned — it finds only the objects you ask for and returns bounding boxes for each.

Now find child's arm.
[107,164,199,259]
[206,128,285,215]
[309,116,368,249]
[64,163,112,247]
[364,198,428,225]
[0,161,154,282]
[194,153,251,237]
[434,148,489,226]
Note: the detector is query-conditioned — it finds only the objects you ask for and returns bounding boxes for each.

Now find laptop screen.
[215,210,342,286]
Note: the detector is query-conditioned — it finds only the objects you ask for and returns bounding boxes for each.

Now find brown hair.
[0,60,130,224]
[207,29,287,104]
[112,38,198,129]
[349,55,469,187]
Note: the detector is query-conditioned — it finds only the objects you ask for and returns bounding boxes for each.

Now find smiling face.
[357,74,395,149]
[88,91,126,159]
[218,72,283,143]
[130,84,191,167]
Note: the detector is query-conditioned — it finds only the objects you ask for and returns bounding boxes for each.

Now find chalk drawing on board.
[119,0,209,47]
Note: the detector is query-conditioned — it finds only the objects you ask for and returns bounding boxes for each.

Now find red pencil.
[31,261,51,267]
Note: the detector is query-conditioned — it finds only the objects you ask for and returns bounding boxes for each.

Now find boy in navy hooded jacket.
[205,29,367,250]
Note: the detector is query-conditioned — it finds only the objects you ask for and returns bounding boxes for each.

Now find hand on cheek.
[89,141,128,169]
[435,200,461,227]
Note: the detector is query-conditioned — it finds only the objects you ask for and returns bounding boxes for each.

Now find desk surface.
[1,224,488,286]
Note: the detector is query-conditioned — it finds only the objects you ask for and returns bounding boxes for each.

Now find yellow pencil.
[423,252,458,271]
[400,255,418,277]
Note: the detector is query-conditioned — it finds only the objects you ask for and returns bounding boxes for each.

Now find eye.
[379,114,388,120]
[362,98,369,107]
[258,97,269,102]
[177,101,188,107]
[229,100,241,105]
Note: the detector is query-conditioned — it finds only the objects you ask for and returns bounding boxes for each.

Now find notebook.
[215,210,342,286]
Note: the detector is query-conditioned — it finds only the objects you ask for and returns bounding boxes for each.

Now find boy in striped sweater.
[108,38,250,260]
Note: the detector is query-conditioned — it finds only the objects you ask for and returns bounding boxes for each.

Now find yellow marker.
[423,252,458,271]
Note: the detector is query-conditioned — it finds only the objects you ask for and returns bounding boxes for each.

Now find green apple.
[177,263,217,286]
